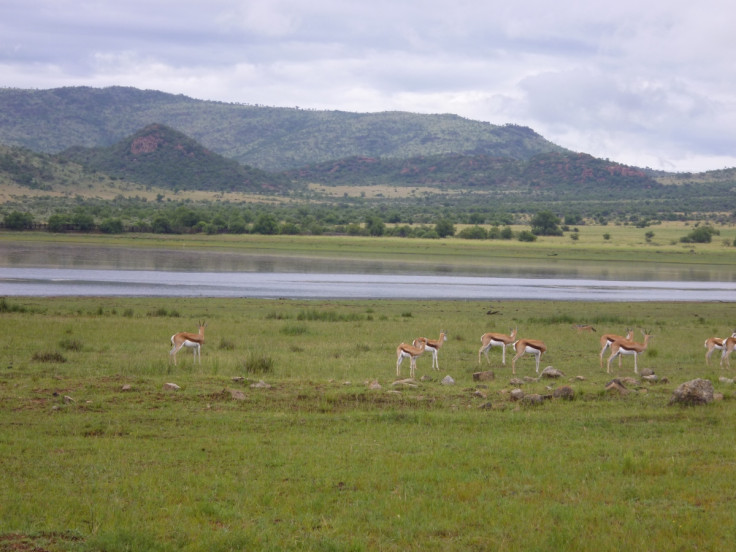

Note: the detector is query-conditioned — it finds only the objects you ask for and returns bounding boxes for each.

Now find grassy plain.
[2,295,736,551]
[2,220,736,270]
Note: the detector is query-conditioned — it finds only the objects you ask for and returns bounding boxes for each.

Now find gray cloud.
[2,0,736,171]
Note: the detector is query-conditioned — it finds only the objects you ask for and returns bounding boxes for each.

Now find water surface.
[1,242,734,301]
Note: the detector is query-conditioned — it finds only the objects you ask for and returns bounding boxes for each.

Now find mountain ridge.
[0,86,568,171]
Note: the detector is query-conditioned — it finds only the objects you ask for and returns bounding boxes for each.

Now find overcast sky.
[1,0,735,172]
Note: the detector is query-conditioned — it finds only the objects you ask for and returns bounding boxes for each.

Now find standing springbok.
[413,331,447,370]
[607,330,652,374]
[511,338,547,375]
[170,320,206,365]
[720,336,736,368]
[478,327,517,365]
[705,332,736,366]
[599,328,634,369]
[396,340,426,378]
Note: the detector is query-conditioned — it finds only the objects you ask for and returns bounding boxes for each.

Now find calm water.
[0,242,735,301]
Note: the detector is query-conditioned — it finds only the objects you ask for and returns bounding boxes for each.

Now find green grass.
[2,297,736,550]
[2,221,736,272]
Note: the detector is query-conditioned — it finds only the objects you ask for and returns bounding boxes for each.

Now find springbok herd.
[396,328,736,379]
[166,320,736,378]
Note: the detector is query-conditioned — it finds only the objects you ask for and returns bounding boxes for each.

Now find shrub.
[680,225,719,243]
[32,351,67,363]
[517,230,537,242]
[4,211,34,230]
[457,225,488,240]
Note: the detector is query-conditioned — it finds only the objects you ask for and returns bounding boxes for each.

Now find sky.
[1,0,735,172]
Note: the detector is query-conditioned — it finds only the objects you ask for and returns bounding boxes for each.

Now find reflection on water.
[1,241,735,301]
[1,241,735,281]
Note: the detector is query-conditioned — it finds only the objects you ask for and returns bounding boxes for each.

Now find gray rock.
[669,378,714,406]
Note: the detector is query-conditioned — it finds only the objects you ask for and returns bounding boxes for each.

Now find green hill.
[59,123,292,192]
[0,86,568,171]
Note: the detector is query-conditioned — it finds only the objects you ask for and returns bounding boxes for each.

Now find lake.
[1,242,735,301]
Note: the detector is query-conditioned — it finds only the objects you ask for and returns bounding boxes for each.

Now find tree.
[99,218,124,234]
[365,215,385,236]
[252,213,279,235]
[680,225,719,244]
[4,211,33,230]
[530,211,562,236]
[435,218,455,238]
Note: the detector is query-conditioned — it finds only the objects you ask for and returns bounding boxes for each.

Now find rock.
[367,380,382,390]
[640,368,655,377]
[605,379,629,395]
[669,378,714,406]
[250,380,272,389]
[553,386,575,400]
[163,382,180,391]
[231,376,245,383]
[420,375,433,382]
[63,395,75,403]
[392,379,418,388]
[441,375,455,385]
[509,388,525,401]
[473,390,488,399]
[540,366,564,378]
[479,402,493,410]
[509,378,525,386]
[642,374,658,383]
[226,388,246,400]
[718,376,734,384]
[575,375,586,381]
[522,393,549,405]
[121,384,132,391]
[473,370,495,381]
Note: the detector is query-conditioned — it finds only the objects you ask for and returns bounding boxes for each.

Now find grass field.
[2,296,736,551]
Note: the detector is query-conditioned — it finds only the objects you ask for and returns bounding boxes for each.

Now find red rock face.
[130,134,163,155]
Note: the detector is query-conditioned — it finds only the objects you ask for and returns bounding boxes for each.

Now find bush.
[4,211,34,230]
[517,230,537,242]
[680,225,719,243]
[457,225,488,239]
[99,218,124,234]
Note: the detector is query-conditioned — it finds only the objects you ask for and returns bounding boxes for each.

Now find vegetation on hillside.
[59,124,292,193]
[0,86,567,171]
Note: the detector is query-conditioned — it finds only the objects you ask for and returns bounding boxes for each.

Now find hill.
[287,151,662,192]
[0,86,568,171]
[58,123,292,193]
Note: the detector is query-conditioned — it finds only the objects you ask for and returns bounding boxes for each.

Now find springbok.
[607,330,652,374]
[170,320,206,365]
[705,332,736,366]
[720,336,736,368]
[412,331,447,370]
[511,338,547,375]
[396,340,426,378]
[478,327,517,365]
[599,328,634,369]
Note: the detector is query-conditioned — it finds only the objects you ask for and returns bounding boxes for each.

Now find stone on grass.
[552,386,575,400]
[163,382,180,391]
[441,375,455,385]
[540,366,564,378]
[250,380,272,389]
[509,388,525,401]
[669,378,714,406]
[605,379,629,395]
[473,370,495,381]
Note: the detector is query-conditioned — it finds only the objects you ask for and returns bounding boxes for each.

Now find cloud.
[2,0,736,171]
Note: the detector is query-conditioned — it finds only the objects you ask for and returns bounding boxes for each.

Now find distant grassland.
[2,220,736,270]
[2,296,736,551]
